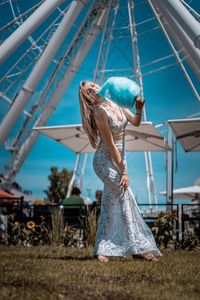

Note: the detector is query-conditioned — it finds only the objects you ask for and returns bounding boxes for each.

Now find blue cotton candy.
[96,77,140,108]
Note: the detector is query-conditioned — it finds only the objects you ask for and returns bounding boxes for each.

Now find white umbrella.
[33,122,170,153]
[160,185,200,199]
[33,122,169,201]
[168,118,200,152]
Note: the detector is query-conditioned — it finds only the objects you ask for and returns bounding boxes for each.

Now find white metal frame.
[0,0,66,64]
[0,0,199,205]
[0,0,88,146]
[4,2,109,182]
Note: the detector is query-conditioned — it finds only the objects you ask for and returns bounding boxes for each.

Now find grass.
[0,246,200,300]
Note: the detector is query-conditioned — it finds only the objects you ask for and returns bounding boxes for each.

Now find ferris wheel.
[0,0,199,207]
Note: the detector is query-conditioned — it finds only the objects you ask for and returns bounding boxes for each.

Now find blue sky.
[0,0,199,205]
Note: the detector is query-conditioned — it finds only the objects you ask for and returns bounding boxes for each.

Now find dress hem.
[93,249,163,258]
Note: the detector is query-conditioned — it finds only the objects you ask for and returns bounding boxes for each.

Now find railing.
[181,203,200,240]
[138,203,180,241]
[0,196,24,219]
[0,200,199,242]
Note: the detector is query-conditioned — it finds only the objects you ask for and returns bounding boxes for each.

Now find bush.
[152,211,178,249]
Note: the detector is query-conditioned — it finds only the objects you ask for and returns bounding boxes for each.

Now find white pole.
[166,124,174,211]
[5,6,108,181]
[144,152,152,210]
[148,151,158,210]
[0,0,87,147]
[93,0,114,82]
[0,0,65,64]
[128,0,155,210]
[67,153,81,198]
[79,153,88,191]
[162,0,200,49]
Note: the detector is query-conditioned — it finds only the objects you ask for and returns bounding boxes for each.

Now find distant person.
[62,187,86,229]
[63,187,85,208]
[95,189,103,206]
[90,190,103,211]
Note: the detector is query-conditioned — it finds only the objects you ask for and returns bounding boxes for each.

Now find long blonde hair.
[79,81,100,149]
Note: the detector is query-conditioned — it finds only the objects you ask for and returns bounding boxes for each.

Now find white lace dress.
[93,105,162,257]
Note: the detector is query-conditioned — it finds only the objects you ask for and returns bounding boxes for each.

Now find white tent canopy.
[160,185,200,200]
[33,122,169,200]
[33,122,170,153]
[168,118,200,152]
[165,118,200,206]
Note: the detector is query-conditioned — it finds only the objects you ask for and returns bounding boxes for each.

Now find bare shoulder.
[94,105,108,121]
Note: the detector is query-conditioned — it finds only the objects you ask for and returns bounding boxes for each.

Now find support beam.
[163,20,200,83]
[128,0,157,210]
[151,0,200,78]
[5,5,108,181]
[166,124,174,210]
[149,0,200,101]
[148,150,158,210]
[0,0,87,147]
[80,153,88,191]
[0,0,65,64]
[67,153,81,198]
[162,0,200,49]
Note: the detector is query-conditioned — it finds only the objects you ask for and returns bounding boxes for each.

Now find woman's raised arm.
[122,96,145,126]
[122,108,141,126]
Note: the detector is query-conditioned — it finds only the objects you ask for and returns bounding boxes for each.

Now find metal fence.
[0,197,200,242]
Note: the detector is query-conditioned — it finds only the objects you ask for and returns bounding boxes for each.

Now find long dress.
[93,105,162,257]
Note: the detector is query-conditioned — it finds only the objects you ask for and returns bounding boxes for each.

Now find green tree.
[44,167,72,204]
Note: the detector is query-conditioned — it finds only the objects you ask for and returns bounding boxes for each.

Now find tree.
[44,167,72,204]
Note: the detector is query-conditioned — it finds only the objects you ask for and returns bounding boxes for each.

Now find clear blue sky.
[0,0,199,205]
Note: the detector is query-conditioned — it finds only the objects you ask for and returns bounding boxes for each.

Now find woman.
[79,80,162,263]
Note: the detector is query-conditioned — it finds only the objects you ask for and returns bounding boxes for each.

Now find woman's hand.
[119,174,129,189]
[135,96,145,112]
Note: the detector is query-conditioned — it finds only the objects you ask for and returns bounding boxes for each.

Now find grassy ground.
[0,246,200,300]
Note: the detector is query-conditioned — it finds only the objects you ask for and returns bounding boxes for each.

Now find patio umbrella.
[169,118,200,152]
[0,189,19,206]
[165,118,200,207]
[33,122,170,153]
[160,185,200,199]
[33,122,169,200]
[0,189,15,198]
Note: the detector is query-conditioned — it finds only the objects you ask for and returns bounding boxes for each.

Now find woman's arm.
[94,107,126,174]
[122,96,145,126]
[122,108,141,126]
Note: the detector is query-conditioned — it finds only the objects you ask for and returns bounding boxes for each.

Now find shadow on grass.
[10,253,133,262]
[10,253,95,261]
[38,255,95,261]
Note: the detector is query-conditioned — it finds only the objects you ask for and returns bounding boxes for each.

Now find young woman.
[79,80,162,263]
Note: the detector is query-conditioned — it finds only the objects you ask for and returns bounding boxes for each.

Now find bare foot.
[132,252,159,262]
[98,255,109,263]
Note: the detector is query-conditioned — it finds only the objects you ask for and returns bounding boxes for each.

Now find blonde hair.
[79,81,100,149]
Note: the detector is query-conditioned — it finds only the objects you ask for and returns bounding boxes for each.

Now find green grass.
[0,246,200,300]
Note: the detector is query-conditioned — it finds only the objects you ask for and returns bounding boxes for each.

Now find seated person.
[63,187,85,208]
[63,187,85,228]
